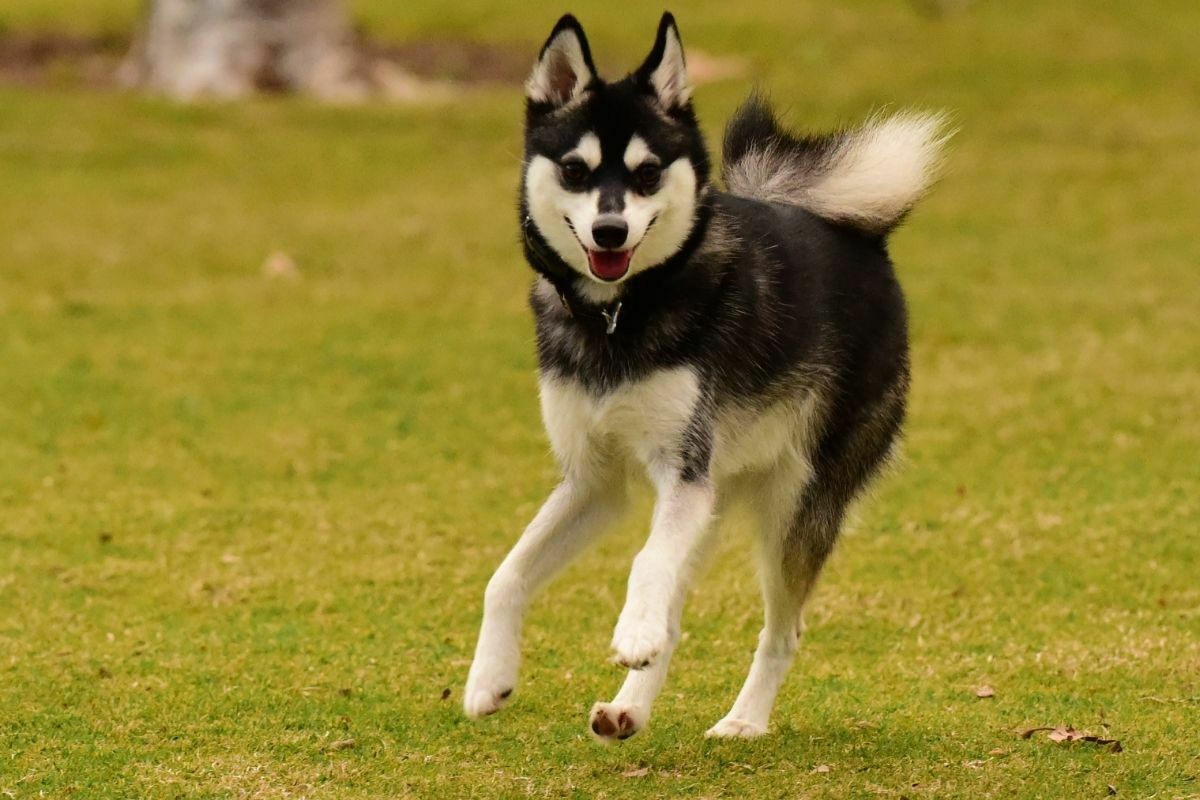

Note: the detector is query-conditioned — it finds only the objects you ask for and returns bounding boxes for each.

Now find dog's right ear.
[526,15,597,107]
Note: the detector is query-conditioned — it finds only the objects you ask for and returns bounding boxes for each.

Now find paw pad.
[590,703,642,741]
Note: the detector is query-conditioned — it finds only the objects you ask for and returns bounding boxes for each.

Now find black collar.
[522,214,626,334]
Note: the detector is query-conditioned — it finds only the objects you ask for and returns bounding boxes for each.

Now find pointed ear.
[526,15,597,107]
[636,12,691,110]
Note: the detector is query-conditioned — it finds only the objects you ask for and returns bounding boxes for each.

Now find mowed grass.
[2,1,1199,797]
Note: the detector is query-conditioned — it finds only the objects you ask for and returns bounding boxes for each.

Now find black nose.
[591,215,628,249]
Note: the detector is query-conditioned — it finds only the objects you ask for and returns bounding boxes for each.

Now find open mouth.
[586,249,633,282]
[564,215,635,282]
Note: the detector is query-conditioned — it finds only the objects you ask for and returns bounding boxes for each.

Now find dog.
[463,11,947,740]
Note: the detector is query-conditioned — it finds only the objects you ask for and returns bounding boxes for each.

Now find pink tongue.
[587,250,632,281]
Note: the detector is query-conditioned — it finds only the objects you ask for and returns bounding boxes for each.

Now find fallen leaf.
[975,685,995,698]
[1020,726,1057,739]
[440,687,451,700]
[965,759,985,769]
[1107,786,1118,796]
[1021,726,1122,752]
[988,748,1006,756]
[325,738,355,752]
[813,764,831,774]
[621,766,650,778]
[1047,727,1077,742]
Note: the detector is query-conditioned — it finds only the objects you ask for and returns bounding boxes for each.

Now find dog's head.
[521,13,709,294]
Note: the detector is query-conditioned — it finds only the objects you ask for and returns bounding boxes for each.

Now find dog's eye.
[560,160,589,188]
[635,163,662,190]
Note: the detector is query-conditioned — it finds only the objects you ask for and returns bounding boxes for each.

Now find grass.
[1,1,1199,797]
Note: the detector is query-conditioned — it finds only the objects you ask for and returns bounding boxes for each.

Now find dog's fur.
[464,12,948,740]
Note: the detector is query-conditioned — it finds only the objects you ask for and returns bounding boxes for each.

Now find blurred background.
[1,1,1197,797]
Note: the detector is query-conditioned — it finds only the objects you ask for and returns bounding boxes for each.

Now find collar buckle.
[601,301,622,335]
[557,292,622,335]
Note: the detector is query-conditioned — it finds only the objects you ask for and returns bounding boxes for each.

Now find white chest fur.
[539,369,820,484]
[540,368,701,477]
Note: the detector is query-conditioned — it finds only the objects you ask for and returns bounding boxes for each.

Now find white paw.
[610,612,670,669]
[705,717,767,739]
[463,653,517,719]
[589,702,648,742]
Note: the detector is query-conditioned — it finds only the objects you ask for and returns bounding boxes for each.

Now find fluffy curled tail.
[722,94,951,236]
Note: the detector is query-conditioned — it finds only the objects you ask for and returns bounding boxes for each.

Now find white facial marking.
[623,157,698,274]
[624,135,654,171]
[525,154,595,273]
[569,132,602,170]
[526,131,698,292]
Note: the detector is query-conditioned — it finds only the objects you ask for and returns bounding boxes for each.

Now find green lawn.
[2,1,1199,797]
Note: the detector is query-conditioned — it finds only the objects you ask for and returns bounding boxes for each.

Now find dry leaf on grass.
[621,766,650,778]
[440,687,451,700]
[1020,726,1122,752]
[975,685,995,698]
[324,738,356,752]
[813,764,831,774]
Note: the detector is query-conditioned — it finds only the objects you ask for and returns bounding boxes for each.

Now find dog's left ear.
[636,12,691,110]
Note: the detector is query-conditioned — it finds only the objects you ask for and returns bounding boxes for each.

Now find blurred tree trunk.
[121,0,371,100]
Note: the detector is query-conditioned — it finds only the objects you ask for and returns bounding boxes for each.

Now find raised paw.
[610,616,670,669]
[705,717,767,739]
[589,702,647,742]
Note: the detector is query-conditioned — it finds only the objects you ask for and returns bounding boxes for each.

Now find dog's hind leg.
[707,384,906,737]
[464,468,626,719]
[706,466,834,739]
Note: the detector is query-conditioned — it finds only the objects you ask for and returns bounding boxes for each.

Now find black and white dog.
[464,12,947,740]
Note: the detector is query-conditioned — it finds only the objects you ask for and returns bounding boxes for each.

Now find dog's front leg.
[464,473,625,719]
[610,476,716,670]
